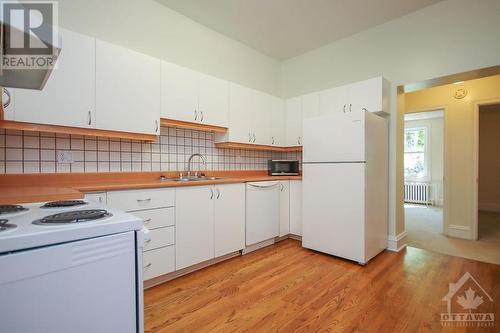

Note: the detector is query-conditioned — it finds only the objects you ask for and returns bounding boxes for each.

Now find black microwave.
[268,160,300,176]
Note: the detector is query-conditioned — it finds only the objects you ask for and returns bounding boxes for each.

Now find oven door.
[0,232,138,333]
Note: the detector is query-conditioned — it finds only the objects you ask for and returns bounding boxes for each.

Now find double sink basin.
[160,175,227,182]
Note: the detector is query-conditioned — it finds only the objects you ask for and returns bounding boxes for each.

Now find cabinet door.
[198,73,229,127]
[14,29,96,128]
[176,186,215,270]
[348,77,385,114]
[252,91,271,145]
[96,40,160,135]
[2,87,15,120]
[279,181,290,237]
[289,180,302,236]
[319,85,348,116]
[302,92,320,119]
[285,97,302,146]
[161,61,198,122]
[270,96,285,146]
[227,83,253,143]
[214,184,245,257]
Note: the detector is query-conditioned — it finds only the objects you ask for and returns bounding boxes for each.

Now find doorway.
[474,103,500,243]
[403,110,445,250]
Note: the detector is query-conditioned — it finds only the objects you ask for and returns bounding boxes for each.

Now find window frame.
[404,126,431,182]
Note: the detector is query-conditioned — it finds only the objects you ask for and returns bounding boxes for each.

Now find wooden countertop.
[0,171,302,205]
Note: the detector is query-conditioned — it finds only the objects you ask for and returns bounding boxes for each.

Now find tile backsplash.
[0,127,301,174]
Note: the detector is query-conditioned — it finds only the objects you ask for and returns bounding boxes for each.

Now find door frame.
[472,98,500,240]
[403,106,449,235]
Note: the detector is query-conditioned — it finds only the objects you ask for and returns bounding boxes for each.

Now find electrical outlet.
[57,151,74,164]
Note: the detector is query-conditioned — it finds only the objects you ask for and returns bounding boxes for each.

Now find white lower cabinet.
[279,181,290,236]
[290,180,303,236]
[214,184,246,257]
[143,246,175,281]
[176,186,215,270]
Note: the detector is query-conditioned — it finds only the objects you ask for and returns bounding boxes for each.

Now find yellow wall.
[404,74,500,238]
[479,104,500,212]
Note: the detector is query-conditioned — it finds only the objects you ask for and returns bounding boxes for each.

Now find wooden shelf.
[215,142,302,152]
[160,118,228,133]
[0,120,158,141]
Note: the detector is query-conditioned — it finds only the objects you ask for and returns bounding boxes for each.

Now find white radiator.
[404,182,432,205]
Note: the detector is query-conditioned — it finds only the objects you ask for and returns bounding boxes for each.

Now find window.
[404,127,428,180]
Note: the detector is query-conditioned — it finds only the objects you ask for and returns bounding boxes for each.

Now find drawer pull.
[144,263,152,270]
[145,239,152,244]
[143,218,152,224]
[137,198,152,203]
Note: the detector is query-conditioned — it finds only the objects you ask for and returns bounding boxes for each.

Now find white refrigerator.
[302,110,388,264]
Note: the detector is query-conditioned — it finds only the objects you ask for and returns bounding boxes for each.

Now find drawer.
[84,192,107,205]
[144,226,175,251]
[143,246,175,280]
[132,207,174,229]
[107,188,175,211]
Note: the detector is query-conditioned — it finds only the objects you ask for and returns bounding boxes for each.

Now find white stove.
[0,200,146,333]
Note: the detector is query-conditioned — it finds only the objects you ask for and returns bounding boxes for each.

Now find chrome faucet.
[186,153,207,177]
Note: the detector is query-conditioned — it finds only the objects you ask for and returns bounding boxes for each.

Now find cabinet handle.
[137,198,152,203]
[349,104,352,113]
[216,188,220,199]
[343,105,346,113]
[194,110,198,121]
[155,120,159,132]
[362,108,368,112]
[210,188,214,199]
[200,111,204,122]
[145,239,151,244]
[144,263,152,270]
[272,137,275,145]
[3,88,11,108]
[143,218,152,224]
[280,183,284,192]
[298,136,302,145]
[249,133,252,142]
[253,133,256,143]
[87,110,92,126]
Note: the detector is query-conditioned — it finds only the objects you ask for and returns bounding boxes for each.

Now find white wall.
[59,0,280,96]
[404,116,444,206]
[279,0,500,242]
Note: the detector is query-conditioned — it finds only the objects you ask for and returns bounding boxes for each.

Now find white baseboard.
[242,238,275,254]
[387,231,407,252]
[479,202,500,213]
[447,224,472,239]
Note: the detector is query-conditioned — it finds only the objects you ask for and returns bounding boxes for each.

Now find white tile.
[132,152,141,162]
[109,141,121,151]
[110,152,121,162]
[40,162,56,173]
[85,151,97,161]
[85,162,97,172]
[41,149,56,161]
[152,153,161,163]
[70,138,84,150]
[23,162,40,173]
[84,139,97,150]
[121,141,131,152]
[121,152,131,161]
[24,136,39,148]
[97,151,110,162]
[6,161,22,173]
[152,143,160,153]
[151,163,160,171]
[56,163,71,173]
[23,149,40,161]
[0,148,4,161]
[40,137,55,149]
[72,151,85,162]
[0,134,5,147]
[56,138,70,149]
[132,142,142,152]
[142,153,151,162]
[141,163,152,171]
[5,148,22,161]
[97,162,110,172]
[6,135,22,148]
[109,162,121,172]
[71,162,85,173]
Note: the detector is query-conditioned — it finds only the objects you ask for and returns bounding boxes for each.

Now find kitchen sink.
[172,176,227,182]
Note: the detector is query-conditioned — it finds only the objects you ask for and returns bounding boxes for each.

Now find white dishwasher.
[246,181,280,246]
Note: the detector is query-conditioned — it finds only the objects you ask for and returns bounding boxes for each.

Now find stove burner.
[0,219,17,232]
[41,200,88,209]
[0,205,28,215]
[33,210,112,226]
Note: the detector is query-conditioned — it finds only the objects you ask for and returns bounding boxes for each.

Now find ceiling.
[154,0,443,60]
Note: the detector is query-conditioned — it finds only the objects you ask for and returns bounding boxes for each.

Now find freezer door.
[302,163,365,263]
[303,112,365,163]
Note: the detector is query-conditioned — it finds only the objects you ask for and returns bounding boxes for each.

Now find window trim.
[404,126,431,182]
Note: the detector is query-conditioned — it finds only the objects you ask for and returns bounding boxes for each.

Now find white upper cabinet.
[198,73,229,127]
[285,96,302,146]
[348,77,390,114]
[302,92,320,119]
[10,29,96,128]
[96,40,161,135]
[161,62,229,127]
[161,61,198,123]
[270,96,285,146]
[319,85,348,116]
[252,91,271,145]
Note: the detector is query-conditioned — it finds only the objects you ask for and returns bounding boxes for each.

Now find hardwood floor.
[144,239,500,332]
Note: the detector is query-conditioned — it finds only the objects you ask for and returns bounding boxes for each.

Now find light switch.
[57,151,74,164]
